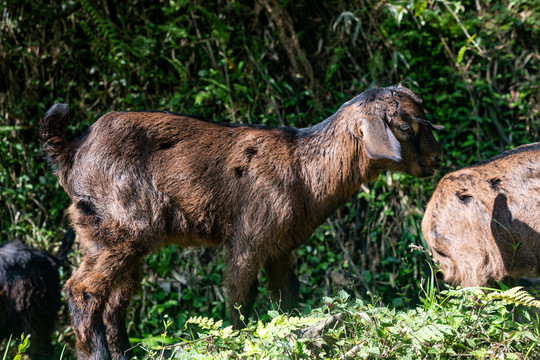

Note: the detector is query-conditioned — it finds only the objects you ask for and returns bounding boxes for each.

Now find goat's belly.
[166,233,223,248]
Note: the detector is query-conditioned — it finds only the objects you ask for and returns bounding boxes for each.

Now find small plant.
[130,314,180,359]
[2,334,30,360]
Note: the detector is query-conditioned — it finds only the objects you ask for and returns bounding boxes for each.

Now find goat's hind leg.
[65,244,145,360]
[64,255,112,360]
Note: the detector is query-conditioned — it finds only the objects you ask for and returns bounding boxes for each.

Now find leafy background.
[1,0,538,357]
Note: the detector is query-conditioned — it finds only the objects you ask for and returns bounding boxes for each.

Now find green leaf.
[457,45,467,63]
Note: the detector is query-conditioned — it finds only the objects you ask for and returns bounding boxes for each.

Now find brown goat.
[40,84,444,360]
[422,143,540,287]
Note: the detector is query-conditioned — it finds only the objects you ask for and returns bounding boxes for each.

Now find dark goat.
[40,84,444,360]
[422,143,540,287]
[0,229,74,360]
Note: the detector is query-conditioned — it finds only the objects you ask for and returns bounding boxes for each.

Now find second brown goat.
[41,84,444,360]
[422,142,540,288]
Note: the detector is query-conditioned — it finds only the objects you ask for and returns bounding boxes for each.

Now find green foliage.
[134,310,323,359]
[1,0,538,357]
[2,333,68,360]
[2,334,29,360]
[135,287,540,359]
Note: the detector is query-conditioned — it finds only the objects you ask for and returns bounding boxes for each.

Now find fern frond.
[412,323,454,347]
[80,20,107,61]
[287,315,324,327]
[78,0,125,70]
[185,316,223,330]
[481,287,540,309]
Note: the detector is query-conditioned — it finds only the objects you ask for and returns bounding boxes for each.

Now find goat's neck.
[295,115,380,215]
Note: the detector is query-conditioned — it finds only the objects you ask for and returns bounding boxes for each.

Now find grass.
[130,285,540,360]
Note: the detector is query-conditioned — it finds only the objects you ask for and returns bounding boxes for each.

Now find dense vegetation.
[136,286,540,359]
[1,0,538,358]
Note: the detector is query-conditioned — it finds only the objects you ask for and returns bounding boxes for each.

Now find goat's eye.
[398,124,410,132]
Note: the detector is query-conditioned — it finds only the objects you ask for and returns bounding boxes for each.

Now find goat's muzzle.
[419,153,442,177]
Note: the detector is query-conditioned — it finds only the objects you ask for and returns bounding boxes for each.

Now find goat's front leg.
[264,252,300,313]
[226,249,261,329]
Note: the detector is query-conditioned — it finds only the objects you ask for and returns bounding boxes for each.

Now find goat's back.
[58,111,309,251]
[422,142,540,287]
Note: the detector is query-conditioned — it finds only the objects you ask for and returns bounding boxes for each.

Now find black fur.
[0,229,74,359]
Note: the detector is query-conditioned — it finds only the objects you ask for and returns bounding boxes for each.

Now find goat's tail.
[40,103,71,170]
[55,228,75,265]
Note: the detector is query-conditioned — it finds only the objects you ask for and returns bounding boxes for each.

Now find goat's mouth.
[418,162,439,177]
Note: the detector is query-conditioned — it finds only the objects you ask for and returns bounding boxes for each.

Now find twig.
[341,341,366,360]
[441,0,487,59]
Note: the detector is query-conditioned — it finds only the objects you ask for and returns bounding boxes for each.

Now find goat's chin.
[409,163,438,178]
[420,167,436,177]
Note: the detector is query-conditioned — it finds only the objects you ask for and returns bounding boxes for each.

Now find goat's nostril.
[434,155,442,164]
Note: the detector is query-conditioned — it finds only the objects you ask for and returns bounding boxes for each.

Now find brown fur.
[422,143,540,287]
[40,84,443,360]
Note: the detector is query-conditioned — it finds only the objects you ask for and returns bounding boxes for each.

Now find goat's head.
[345,84,445,178]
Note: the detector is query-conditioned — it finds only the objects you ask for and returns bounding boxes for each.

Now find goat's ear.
[355,116,402,162]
